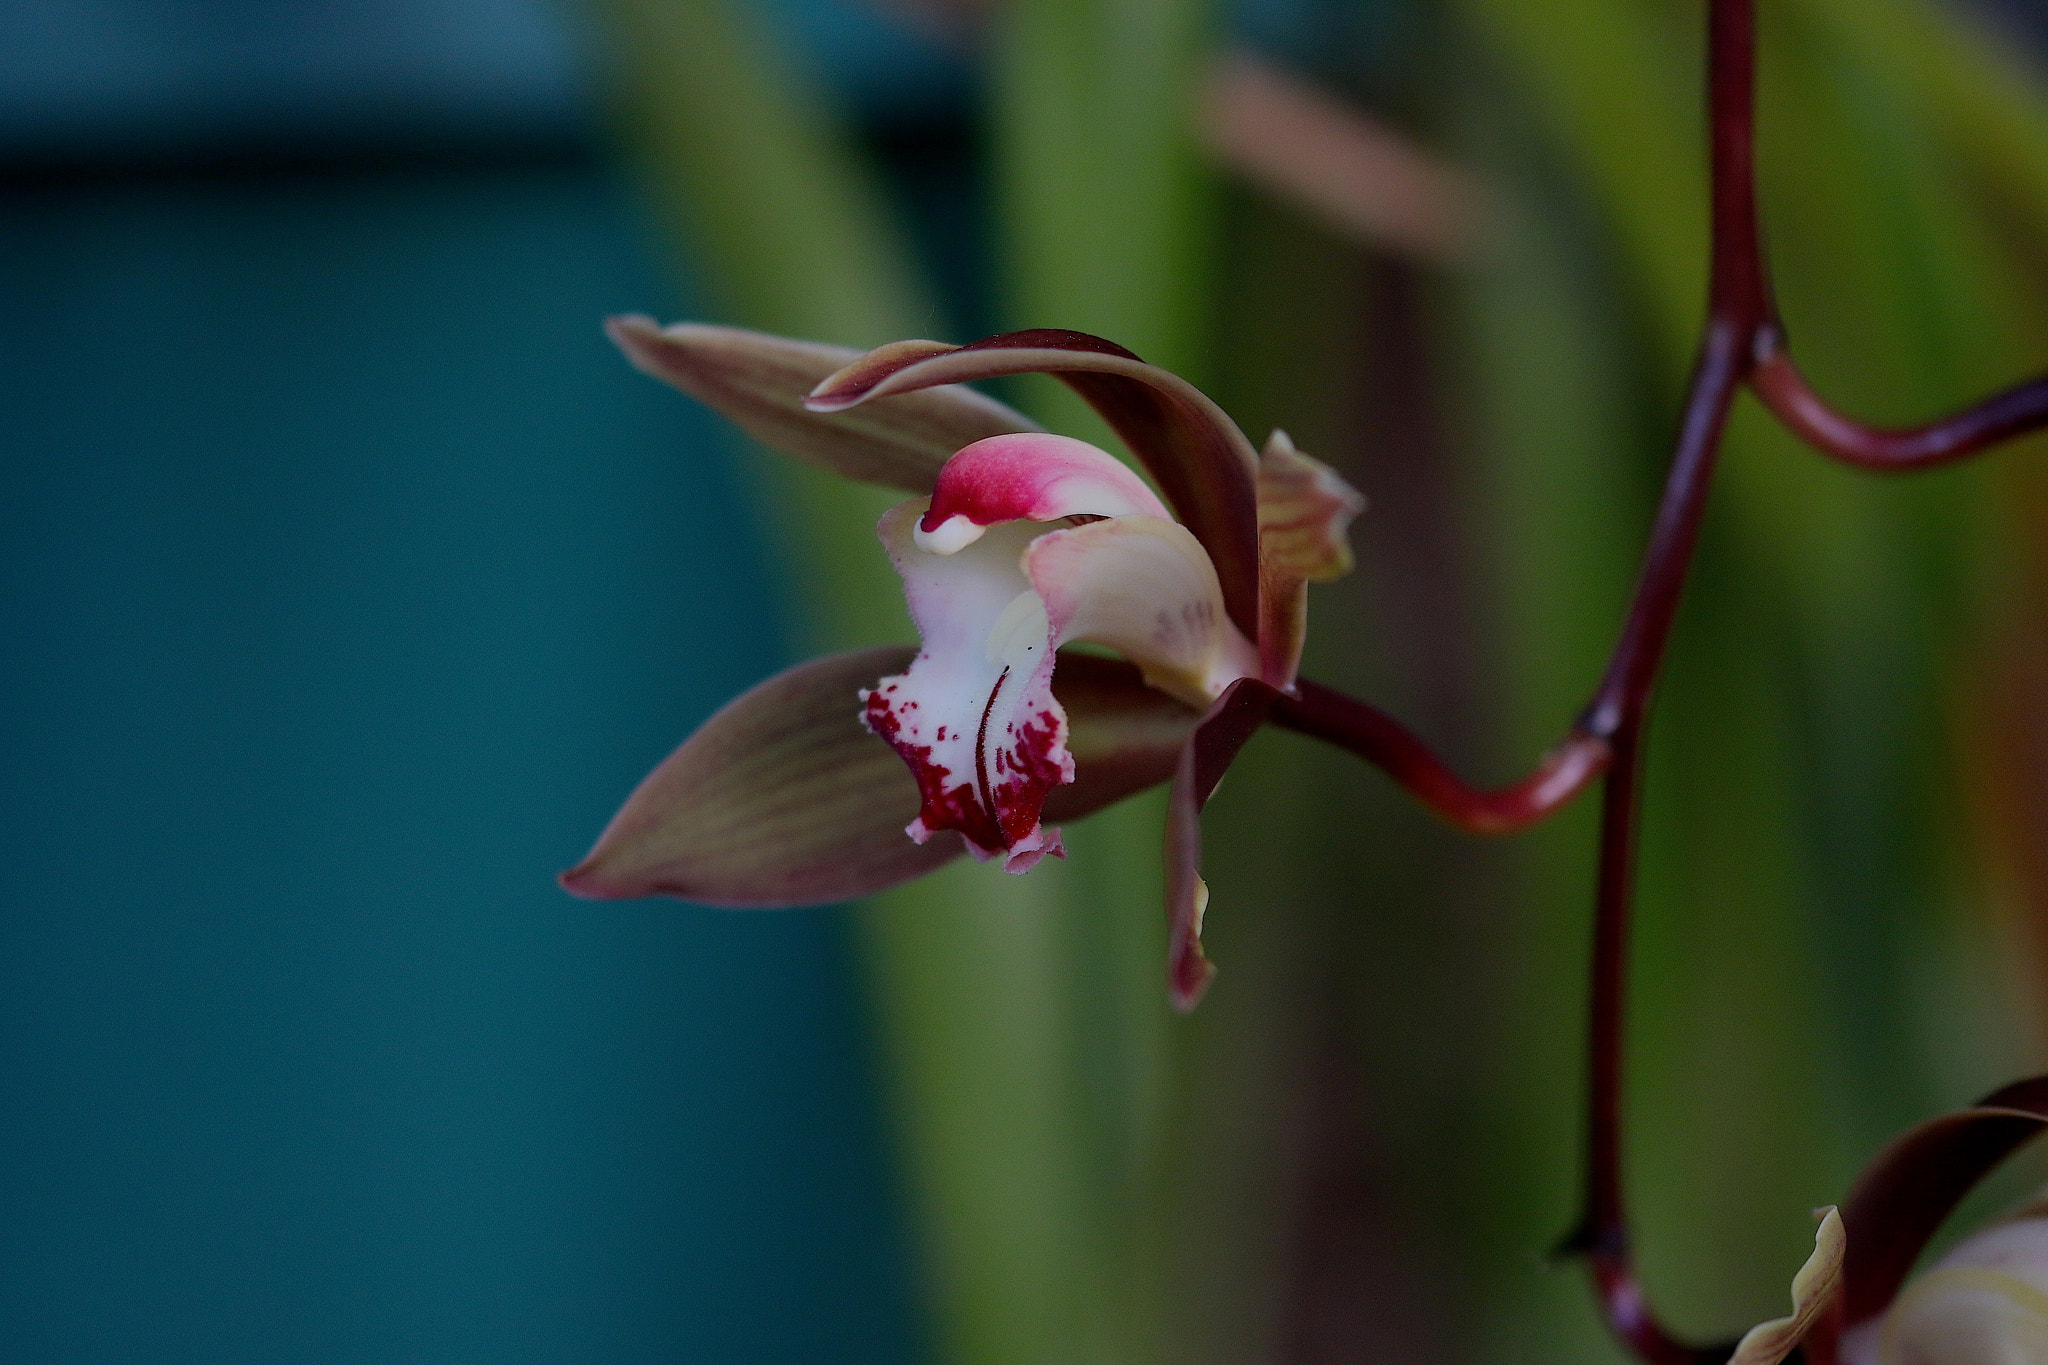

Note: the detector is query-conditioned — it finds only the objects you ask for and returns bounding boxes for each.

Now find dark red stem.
[1752,332,2048,468]
[1284,0,2048,1357]
[1273,682,1609,834]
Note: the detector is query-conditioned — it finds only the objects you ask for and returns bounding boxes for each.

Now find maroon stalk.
[1275,0,2048,1356]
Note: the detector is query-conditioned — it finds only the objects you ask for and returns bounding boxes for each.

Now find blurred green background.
[9,0,2048,1361]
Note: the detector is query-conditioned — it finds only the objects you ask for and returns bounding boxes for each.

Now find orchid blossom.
[561,318,1362,1008]
[1613,1072,2048,1365]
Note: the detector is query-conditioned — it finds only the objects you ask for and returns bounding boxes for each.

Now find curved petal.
[805,329,1263,639]
[1025,516,1260,709]
[1164,679,1280,1010]
[560,646,963,907]
[1839,1075,2048,1328]
[865,505,1072,870]
[607,316,1040,494]
[1256,430,1366,687]
[915,433,1169,554]
[1728,1209,1844,1365]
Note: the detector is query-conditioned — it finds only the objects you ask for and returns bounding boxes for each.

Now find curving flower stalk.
[561,317,1362,1009]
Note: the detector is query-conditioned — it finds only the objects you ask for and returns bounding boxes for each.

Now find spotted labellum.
[561,319,1362,1009]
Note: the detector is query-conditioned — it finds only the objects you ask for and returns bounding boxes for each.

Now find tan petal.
[1728,1208,1846,1365]
[1025,516,1260,709]
[1256,430,1366,687]
[607,317,1038,493]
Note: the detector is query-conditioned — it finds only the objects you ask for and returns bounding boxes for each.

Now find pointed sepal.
[1164,678,1281,1010]
[561,646,960,907]
[607,317,1039,494]
[561,647,1199,909]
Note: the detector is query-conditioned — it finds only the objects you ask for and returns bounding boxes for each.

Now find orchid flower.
[560,318,1362,1009]
[1675,1075,2048,1365]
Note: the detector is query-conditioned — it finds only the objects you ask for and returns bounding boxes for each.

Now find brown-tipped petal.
[1163,678,1281,1010]
[806,329,1264,640]
[1255,430,1366,687]
[1043,653,1202,821]
[1727,1209,1845,1365]
[1839,1075,2048,1328]
[561,646,962,907]
[606,317,1039,494]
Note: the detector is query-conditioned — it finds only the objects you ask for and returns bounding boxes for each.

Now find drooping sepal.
[1255,430,1366,687]
[561,647,1200,908]
[606,317,1038,494]
[560,646,960,907]
[806,329,1265,641]
[1164,679,1280,1010]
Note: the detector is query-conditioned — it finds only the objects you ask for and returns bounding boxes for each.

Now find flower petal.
[865,505,1072,870]
[915,433,1169,553]
[1727,1208,1845,1365]
[607,316,1039,494]
[560,646,962,907]
[805,329,1264,640]
[1256,429,1366,687]
[1838,1076,2048,1329]
[1164,679,1280,1010]
[1024,516,1260,709]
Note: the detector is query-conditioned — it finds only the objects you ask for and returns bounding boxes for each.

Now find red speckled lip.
[861,659,1070,871]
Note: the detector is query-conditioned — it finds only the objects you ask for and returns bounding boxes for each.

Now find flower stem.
[1281,0,2048,1355]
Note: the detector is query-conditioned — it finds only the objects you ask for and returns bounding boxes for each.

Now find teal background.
[0,158,921,1361]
